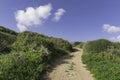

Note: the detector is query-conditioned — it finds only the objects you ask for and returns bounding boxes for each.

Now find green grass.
[82,39,120,80]
[0,32,16,53]
[0,27,73,80]
[72,41,84,48]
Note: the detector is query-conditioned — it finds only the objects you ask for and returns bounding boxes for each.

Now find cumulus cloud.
[111,35,120,42]
[15,3,52,32]
[53,8,66,22]
[103,24,120,33]
[116,35,120,42]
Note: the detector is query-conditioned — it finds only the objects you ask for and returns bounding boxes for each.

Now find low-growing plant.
[82,39,120,80]
[83,39,112,53]
[72,41,84,48]
[0,28,73,80]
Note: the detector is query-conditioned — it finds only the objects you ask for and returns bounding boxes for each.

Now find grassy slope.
[82,39,120,80]
[0,26,17,53]
[0,27,73,80]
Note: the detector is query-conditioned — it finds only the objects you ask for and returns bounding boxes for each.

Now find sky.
[1,0,120,42]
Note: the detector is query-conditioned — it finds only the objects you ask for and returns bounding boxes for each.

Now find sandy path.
[43,48,94,80]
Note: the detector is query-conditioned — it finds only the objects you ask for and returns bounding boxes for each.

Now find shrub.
[49,37,73,52]
[82,39,120,80]
[83,39,112,53]
[0,51,50,80]
[0,30,73,80]
[0,26,17,35]
[72,42,84,48]
[0,32,16,53]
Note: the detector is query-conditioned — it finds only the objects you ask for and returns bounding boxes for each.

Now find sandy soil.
[43,48,94,80]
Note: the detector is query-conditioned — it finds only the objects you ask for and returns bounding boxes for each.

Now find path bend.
[43,48,94,80]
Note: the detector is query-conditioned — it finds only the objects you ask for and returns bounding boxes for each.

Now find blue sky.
[1,0,120,42]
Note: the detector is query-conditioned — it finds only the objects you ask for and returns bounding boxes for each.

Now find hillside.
[82,39,120,80]
[0,26,17,53]
[0,26,73,80]
[0,26,17,35]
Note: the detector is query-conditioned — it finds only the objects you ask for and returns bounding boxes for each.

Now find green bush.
[72,42,82,46]
[0,32,16,53]
[0,26,17,53]
[72,42,84,48]
[0,26,17,35]
[49,37,73,52]
[0,30,73,80]
[82,39,120,80]
[12,31,54,53]
[83,39,112,53]
[0,51,50,80]
[12,31,72,53]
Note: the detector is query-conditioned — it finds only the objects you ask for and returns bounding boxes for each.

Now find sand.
[43,48,94,80]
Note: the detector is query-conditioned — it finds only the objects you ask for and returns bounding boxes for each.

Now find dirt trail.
[43,48,94,80]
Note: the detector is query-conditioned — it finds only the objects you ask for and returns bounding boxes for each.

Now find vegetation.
[0,26,17,35]
[72,41,84,48]
[0,26,73,80]
[49,37,73,52]
[82,39,120,80]
[0,26,17,53]
[83,39,112,53]
[3,25,120,80]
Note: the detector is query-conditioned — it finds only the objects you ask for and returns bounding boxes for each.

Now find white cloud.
[53,8,66,22]
[15,3,52,32]
[110,35,120,42]
[116,35,120,42]
[103,24,120,33]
